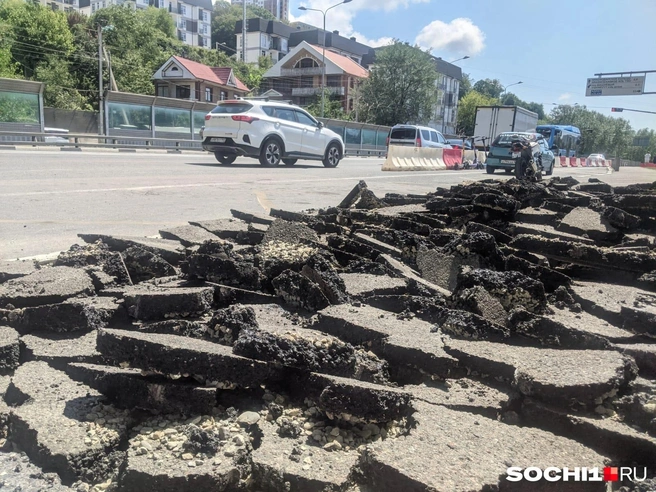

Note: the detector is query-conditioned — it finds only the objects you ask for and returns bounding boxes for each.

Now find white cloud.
[415,18,485,56]
[291,0,429,44]
[558,92,573,101]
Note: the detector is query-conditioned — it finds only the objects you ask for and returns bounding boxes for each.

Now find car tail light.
[416,138,421,147]
[232,115,259,124]
[205,114,211,121]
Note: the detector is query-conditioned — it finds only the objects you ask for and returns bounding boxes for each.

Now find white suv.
[201,99,344,167]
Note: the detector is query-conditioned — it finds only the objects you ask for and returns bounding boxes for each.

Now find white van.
[387,125,452,149]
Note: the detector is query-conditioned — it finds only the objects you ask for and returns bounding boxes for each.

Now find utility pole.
[98,25,104,135]
[242,0,247,62]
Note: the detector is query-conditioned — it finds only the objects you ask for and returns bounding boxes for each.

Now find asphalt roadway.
[1,149,654,260]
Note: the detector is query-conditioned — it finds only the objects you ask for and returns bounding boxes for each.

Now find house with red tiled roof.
[261,41,369,113]
[152,56,250,104]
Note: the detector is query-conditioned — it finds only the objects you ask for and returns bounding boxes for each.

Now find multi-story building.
[231,0,288,20]
[431,57,462,136]
[261,41,368,112]
[235,18,375,68]
[39,0,90,13]
[86,0,212,49]
[235,18,294,65]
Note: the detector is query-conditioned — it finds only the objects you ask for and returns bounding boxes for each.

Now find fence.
[0,81,394,155]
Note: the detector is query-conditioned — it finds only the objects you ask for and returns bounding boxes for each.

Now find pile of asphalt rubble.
[1,176,656,491]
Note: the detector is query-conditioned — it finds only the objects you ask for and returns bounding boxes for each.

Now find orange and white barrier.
[559,156,569,167]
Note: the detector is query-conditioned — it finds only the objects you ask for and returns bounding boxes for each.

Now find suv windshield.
[211,103,253,114]
[492,133,537,147]
[390,127,417,140]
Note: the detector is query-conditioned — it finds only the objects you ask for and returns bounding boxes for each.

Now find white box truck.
[474,106,539,149]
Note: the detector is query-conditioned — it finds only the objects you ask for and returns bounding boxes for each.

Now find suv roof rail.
[235,96,270,102]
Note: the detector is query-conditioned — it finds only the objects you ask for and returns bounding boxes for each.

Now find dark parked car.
[446,138,473,150]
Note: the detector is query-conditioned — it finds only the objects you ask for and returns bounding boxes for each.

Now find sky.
[290,0,656,131]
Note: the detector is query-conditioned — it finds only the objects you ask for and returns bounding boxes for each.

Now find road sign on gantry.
[586,76,646,96]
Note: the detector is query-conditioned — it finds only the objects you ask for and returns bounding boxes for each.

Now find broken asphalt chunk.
[0,266,95,308]
[123,286,214,321]
[6,361,128,485]
[159,225,222,247]
[0,326,19,374]
[442,338,637,407]
[67,363,217,415]
[359,401,608,492]
[96,328,275,388]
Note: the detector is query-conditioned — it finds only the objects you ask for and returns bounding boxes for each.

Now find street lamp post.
[449,56,470,63]
[500,81,522,101]
[298,0,352,118]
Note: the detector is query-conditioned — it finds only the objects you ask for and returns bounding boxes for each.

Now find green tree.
[356,41,437,126]
[456,90,497,136]
[212,1,274,55]
[472,78,504,99]
[305,89,348,120]
[458,73,472,101]
[35,55,91,110]
[500,92,545,120]
[0,0,74,77]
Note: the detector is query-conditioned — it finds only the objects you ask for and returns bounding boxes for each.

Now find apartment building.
[431,57,462,136]
[39,0,90,13]
[231,0,288,21]
[86,0,212,49]
[235,18,294,65]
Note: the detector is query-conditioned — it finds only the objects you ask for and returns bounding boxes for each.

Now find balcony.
[292,87,345,97]
[281,67,323,77]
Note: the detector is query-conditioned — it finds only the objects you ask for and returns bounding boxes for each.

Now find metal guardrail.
[0,130,387,157]
[0,130,204,151]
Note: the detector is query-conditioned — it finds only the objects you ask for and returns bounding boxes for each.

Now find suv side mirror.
[317,121,324,129]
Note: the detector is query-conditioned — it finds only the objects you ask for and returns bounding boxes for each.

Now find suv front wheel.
[323,143,341,168]
[259,138,283,166]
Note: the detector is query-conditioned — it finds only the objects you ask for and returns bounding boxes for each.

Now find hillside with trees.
[0,0,271,110]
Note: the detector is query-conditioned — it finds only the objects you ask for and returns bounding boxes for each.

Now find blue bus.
[535,124,581,157]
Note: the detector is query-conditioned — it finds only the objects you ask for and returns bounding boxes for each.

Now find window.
[430,131,439,143]
[107,103,151,130]
[281,38,288,52]
[156,85,169,97]
[211,102,252,114]
[179,4,186,15]
[262,106,275,117]
[220,91,227,101]
[176,85,190,99]
[0,91,40,124]
[296,58,318,69]
[205,87,213,102]
[193,111,206,134]
[421,129,430,141]
[274,108,297,122]
[295,110,316,126]
[154,107,191,134]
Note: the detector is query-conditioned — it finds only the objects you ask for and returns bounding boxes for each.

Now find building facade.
[152,56,250,102]
[261,41,368,112]
[431,57,462,136]
[235,18,294,65]
[85,0,212,49]
[235,18,376,68]
[231,0,288,20]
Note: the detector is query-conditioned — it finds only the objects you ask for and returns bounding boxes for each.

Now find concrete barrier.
[463,150,487,164]
[382,145,447,171]
[641,162,656,169]
[559,156,569,167]
[569,157,579,167]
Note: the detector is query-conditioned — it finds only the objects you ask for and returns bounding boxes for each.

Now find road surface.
[1,149,654,259]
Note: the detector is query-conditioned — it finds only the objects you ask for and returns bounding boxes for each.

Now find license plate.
[511,152,521,158]
[210,138,226,143]
[501,160,515,164]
